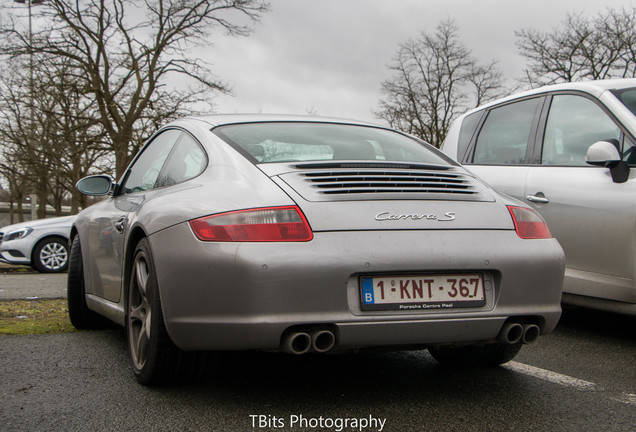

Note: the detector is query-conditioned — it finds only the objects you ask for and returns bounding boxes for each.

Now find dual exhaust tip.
[282,330,336,355]
[283,322,538,354]
[498,322,541,345]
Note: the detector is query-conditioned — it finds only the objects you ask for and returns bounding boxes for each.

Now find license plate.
[360,273,486,311]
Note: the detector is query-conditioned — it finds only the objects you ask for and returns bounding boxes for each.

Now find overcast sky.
[205,0,635,124]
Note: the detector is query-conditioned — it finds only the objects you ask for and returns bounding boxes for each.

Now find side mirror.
[585,140,621,166]
[76,175,115,196]
[585,141,629,183]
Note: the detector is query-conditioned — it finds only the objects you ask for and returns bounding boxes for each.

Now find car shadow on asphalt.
[81,309,631,411]
[95,305,634,398]
[56,317,633,431]
[557,306,636,340]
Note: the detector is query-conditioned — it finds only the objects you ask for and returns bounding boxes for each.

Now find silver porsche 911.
[68,115,565,385]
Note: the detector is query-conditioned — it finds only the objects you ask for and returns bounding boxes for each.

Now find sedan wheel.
[33,237,69,273]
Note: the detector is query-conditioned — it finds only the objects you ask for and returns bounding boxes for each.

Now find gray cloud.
[208,0,633,123]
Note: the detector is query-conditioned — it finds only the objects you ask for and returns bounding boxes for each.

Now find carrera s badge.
[375,212,456,222]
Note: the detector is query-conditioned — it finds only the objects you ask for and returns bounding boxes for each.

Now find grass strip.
[0,298,77,335]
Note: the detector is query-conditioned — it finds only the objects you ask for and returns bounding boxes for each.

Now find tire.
[67,236,111,329]
[126,238,208,385]
[33,237,69,273]
[428,342,523,367]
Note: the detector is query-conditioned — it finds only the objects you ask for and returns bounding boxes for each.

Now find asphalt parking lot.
[1,271,635,432]
[0,271,67,299]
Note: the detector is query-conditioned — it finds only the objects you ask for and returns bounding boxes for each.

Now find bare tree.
[517,7,636,86]
[376,19,506,147]
[34,57,111,213]
[0,58,42,220]
[0,52,110,218]
[0,150,30,223]
[1,0,269,178]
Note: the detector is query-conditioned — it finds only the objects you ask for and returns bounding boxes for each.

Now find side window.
[542,95,621,166]
[472,98,540,165]
[156,133,208,187]
[623,135,636,165]
[121,129,181,194]
[612,88,636,116]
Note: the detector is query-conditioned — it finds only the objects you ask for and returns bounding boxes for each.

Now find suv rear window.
[472,98,540,165]
[457,111,483,162]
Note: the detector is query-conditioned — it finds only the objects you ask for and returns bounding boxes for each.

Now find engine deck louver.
[277,163,493,202]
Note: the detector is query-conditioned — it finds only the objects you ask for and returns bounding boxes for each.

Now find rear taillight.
[507,206,552,239]
[189,206,313,242]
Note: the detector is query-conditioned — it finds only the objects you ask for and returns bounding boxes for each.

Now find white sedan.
[0,216,75,273]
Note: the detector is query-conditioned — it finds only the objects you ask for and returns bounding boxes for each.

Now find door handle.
[526,194,550,204]
[114,216,127,233]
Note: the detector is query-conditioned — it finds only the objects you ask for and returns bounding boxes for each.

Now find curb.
[0,262,37,274]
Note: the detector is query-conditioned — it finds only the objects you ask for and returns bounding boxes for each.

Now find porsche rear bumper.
[149,224,564,351]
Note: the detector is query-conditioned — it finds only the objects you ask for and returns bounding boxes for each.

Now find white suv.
[441,78,636,315]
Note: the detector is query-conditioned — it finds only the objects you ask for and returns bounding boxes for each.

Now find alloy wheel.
[128,252,152,371]
[39,241,68,271]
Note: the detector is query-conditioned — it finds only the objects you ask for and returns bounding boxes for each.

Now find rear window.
[213,122,450,166]
[457,111,484,162]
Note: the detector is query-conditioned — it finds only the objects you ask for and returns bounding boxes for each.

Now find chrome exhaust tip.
[497,322,524,345]
[310,330,336,353]
[522,324,540,344]
[282,332,312,355]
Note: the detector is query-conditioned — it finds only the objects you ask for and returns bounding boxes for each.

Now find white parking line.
[504,361,597,390]
[504,361,636,406]
[610,393,636,407]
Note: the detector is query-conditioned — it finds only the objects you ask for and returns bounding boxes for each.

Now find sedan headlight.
[4,227,33,241]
